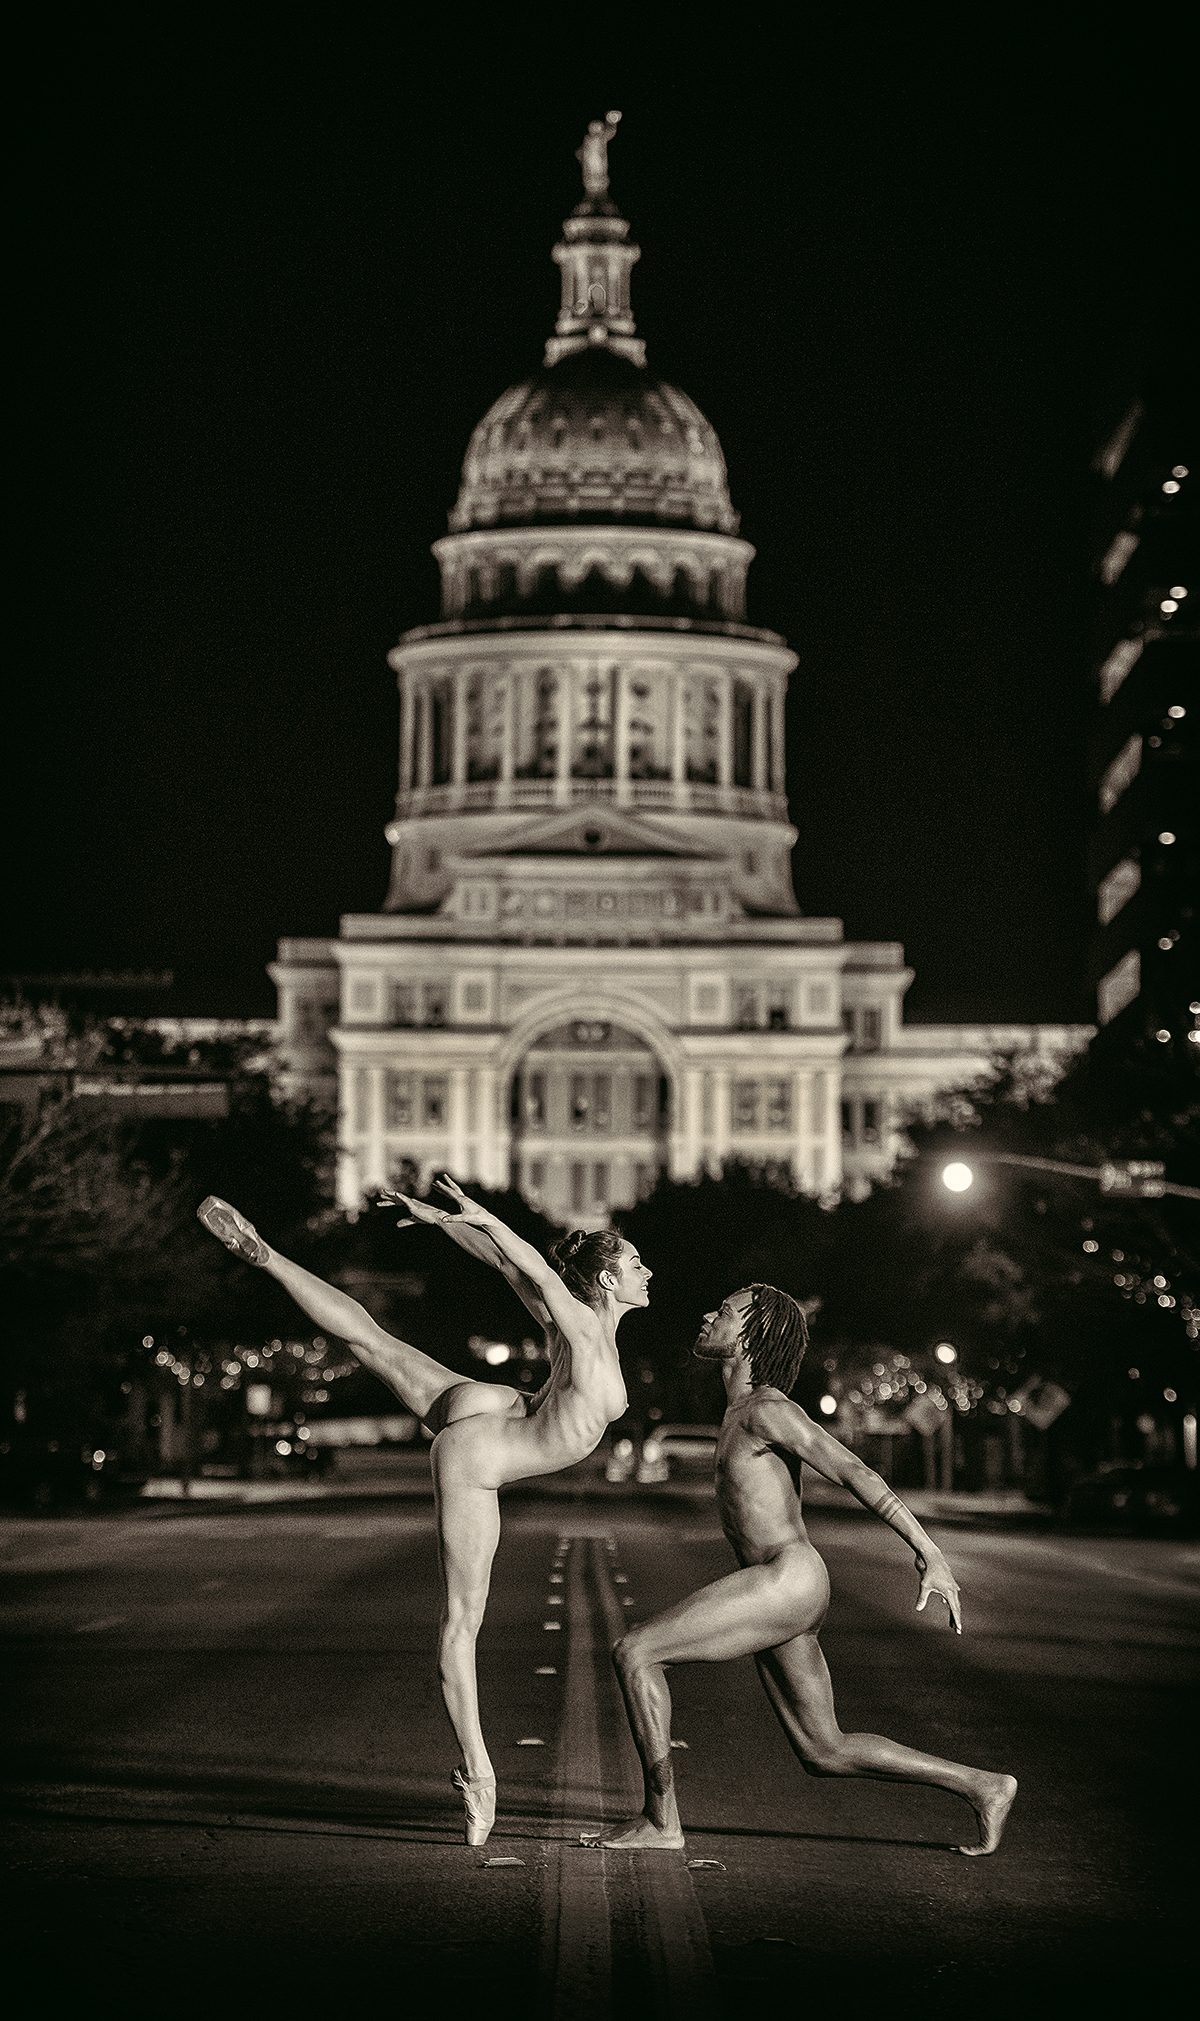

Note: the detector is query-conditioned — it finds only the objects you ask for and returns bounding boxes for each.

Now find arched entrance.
[509,1019,669,1225]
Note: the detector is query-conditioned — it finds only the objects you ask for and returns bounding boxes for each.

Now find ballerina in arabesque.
[197,1179,649,1845]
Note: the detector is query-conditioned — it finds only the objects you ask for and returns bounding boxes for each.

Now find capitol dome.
[449,346,739,535]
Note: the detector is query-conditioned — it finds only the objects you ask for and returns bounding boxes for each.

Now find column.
[614,662,631,805]
[499,669,514,804]
[417,680,433,789]
[717,670,733,789]
[337,1063,360,1208]
[555,663,572,805]
[450,1067,469,1177]
[453,667,469,792]
[770,685,786,794]
[399,674,416,797]
[671,669,688,807]
[796,1072,811,1192]
[712,1067,731,1161]
[752,680,769,792]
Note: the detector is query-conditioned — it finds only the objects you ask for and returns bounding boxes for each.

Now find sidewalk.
[128,1454,1052,1521]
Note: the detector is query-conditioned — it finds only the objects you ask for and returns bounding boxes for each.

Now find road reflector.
[534,1666,557,1675]
[543,1621,562,1630]
[517,1737,545,1746]
[480,1856,525,1867]
[687,1859,725,1871]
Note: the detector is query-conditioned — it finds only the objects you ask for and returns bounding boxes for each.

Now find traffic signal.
[1099,1159,1167,1197]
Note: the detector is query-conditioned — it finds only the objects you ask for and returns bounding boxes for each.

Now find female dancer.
[197,1180,649,1843]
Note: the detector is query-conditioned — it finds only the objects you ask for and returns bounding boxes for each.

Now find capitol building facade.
[272,121,1088,1222]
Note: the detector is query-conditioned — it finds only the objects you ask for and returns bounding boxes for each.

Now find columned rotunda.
[271,119,1087,1222]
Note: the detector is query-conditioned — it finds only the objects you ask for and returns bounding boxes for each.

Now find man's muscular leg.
[603,1557,819,1850]
[756,1634,1017,1855]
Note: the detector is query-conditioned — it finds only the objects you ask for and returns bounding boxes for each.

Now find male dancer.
[602,1285,1017,1857]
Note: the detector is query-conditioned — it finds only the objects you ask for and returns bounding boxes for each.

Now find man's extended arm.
[758,1396,963,1632]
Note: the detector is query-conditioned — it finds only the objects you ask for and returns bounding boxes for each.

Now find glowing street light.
[934,1343,958,1365]
[941,1162,974,1192]
[818,1394,838,1416]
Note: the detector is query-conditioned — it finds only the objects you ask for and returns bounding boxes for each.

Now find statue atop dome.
[577,111,622,196]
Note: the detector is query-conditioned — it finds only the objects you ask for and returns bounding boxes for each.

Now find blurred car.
[652,1425,721,1478]
[1062,1460,1199,1534]
[603,1435,636,1482]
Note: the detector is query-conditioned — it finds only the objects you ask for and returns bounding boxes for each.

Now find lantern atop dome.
[546,111,644,368]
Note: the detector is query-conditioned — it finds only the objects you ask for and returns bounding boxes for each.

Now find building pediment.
[448,804,720,861]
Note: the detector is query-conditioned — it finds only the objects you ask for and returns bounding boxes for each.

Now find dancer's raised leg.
[756,1633,1017,1854]
[197,1196,465,1423]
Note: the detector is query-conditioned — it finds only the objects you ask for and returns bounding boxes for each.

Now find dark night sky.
[7,26,1188,1024]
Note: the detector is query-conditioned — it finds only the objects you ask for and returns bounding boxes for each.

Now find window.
[387,1072,414,1129]
[808,983,831,1020]
[354,1069,370,1133]
[733,682,754,787]
[734,985,760,1029]
[525,1072,546,1127]
[860,1008,881,1051]
[1097,949,1140,1027]
[462,981,486,1014]
[349,978,376,1014]
[733,1080,760,1131]
[767,990,789,1031]
[593,1075,611,1131]
[635,1162,655,1200]
[765,1079,792,1130]
[1099,638,1142,705]
[693,982,721,1020]
[634,1075,655,1130]
[862,1100,881,1144]
[1098,735,1142,814]
[425,848,441,872]
[841,1100,854,1142]
[842,1008,856,1040]
[527,1160,545,1199]
[423,987,448,1027]
[392,983,417,1027]
[1097,857,1142,925]
[422,1077,448,1127]
[592,1162,609,1206]
[571,1163,586,1212]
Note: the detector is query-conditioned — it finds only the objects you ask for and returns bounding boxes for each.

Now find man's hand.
[914,1551,962,1635]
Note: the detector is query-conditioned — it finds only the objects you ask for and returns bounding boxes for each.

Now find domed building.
[272,119,1088,1220]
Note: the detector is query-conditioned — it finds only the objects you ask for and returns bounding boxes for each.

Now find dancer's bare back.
[383,1178,630,1481]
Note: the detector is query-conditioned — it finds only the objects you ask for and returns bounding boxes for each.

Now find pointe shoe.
[452,1767,497,1848]
[197,1196,269,1266]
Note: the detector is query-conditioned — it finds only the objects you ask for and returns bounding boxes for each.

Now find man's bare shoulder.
[741,1388,816,1443]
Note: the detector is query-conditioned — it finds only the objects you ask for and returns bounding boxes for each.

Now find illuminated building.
[1088,333,1197,1054]
[272,120,1089,1219]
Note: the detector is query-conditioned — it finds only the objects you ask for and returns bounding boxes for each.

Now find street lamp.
[934,1342,958,1365]
[941,1162,974,1192]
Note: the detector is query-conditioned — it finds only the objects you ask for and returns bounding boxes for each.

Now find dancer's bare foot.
[197,1197,270,1267]
[601,1815,686,1851]
[956,1772,1018,1856]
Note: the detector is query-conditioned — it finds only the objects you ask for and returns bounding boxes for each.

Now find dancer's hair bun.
[547,1227,626,1306]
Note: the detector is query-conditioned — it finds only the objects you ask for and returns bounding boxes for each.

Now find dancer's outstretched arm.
[389,1178,600,1348]
[383,1195,554,1335]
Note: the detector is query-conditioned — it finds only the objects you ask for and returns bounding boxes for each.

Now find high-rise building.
[272,120,1089,1221]
[1088,327,1197,1055]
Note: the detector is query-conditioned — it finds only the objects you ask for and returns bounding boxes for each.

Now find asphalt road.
[3,1484,1196,2018]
